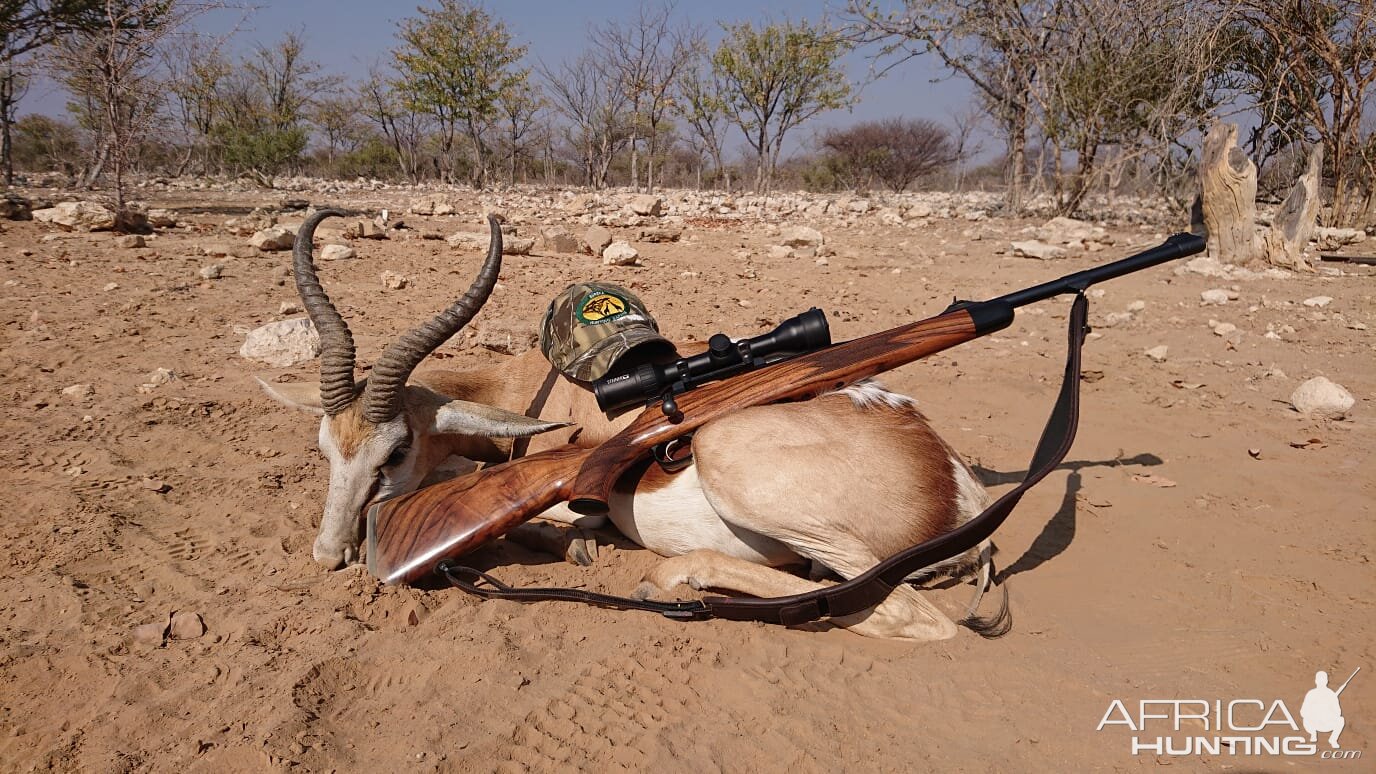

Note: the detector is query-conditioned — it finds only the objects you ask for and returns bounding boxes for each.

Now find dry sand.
[1,188,1372,771]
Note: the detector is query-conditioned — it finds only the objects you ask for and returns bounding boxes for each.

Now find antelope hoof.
[566,535,597,566]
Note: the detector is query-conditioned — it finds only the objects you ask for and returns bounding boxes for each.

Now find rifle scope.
[594,307,830,413]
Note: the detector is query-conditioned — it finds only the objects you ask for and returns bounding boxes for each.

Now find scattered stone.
[583,225,613,256]
[768,245,794,260]
[278,198,309,212]
[1011,240,1067,260]
[1144,345,1169,362]
[503,236,535,256]
[446,231,485,249]
[1036,216,1110,248]
[1098,311,1134,328]
[1289,376,1355,419]
[779,226,824,248]
[846,198,872,213]
[320,244,355,261]
[239,318,321,367]
[1200,289,1231,305]
[1210,321,1237,336]
[103,282,119,292]
[223,209,276,236]
[33,201,118,231]
[138,368,177,393]
[248,226,295,251]
[278,301,303,315]
[132,621,166,646]
[169,611,206,640]
[141,478,171,493]
[1127,300,1146,313]
[199,264,223,280]
[146,208,177,228]
[1,192,32,220]
[636,227,681,243]
[348,220,387,240]
[116,234,146,249]
[601,241,640,266]
[628,194,664,216]
[1302,295,1332,308]
[472,319,538,355]
[62,383,94,398]
[1312,226,1366,251]
[381,271,409,290]
[540,226,580,254]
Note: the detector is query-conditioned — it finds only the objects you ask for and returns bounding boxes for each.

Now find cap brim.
[566,327,673,382]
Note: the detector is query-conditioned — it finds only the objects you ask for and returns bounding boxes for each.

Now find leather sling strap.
[440,292,1090,625]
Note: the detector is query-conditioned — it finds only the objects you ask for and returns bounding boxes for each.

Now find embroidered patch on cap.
[576,291,629,324]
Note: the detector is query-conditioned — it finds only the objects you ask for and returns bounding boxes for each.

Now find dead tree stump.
[1201,122,1261,264]
[1262,144,1323,271]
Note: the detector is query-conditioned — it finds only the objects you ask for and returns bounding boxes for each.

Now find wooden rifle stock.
[366,304,1002,585]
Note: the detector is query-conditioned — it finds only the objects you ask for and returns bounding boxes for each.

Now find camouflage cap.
[539,281,672,382]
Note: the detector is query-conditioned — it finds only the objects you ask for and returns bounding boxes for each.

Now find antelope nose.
[312,540,347,570]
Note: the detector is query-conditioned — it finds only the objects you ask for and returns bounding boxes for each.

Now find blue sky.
[18,1,979,158]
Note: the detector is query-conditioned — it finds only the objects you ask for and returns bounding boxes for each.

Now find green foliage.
[329,137,398,179]
[11,113,80,172]
[214,122,308,178]
[710,18,852,190]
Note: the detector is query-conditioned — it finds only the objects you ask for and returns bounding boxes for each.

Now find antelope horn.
[363,215,504,424]
[292,209,357,417]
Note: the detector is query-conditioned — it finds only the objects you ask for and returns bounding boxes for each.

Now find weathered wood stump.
[1262,144,1323,271]
[1201,122,1261,264]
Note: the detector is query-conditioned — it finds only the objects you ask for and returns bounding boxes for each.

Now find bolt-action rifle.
[366,234,1206,621]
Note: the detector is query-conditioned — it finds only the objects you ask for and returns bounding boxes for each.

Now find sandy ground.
[1,187,1372,772]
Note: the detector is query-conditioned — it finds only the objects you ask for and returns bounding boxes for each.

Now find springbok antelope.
[261,210,1008,641]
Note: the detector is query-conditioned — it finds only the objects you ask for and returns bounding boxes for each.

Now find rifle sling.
[439,292,1090,626]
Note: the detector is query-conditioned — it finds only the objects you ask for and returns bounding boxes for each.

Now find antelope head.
[262,210,569,568]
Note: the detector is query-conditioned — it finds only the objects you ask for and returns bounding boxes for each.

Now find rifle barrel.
[993,233,1205,310]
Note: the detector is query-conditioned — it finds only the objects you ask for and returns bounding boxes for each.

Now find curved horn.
[292,209,357,416]
[363,215,504,424]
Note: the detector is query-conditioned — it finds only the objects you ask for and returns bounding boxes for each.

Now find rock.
[446,231,485,249]
[103,282,119,292]
[132,621,166,646]
[199,264,224,280]
[239,318,321,367]
[2,192,33,220]
[116,234,146,249]
[1200,289,1231,305]
[1312,226,1366,251]
[583,225,613,256]
[540,226,580,254]
[248,226,295,251]
[1127,300,1146,313]
[1210,321,1237,336]
[1144,345,1169,362]
[320,244,355,261]
[278,301,302,315]
[503,236,535,256]
[1302,295,1332,308]
[767,245,794,259]
[1011,240,1067,260]
[1036,216,1108,246]
[32,201,118,231]
[169,611,206,640]
[846,198,871,213]
[62,383,94,398]
[779,226,824,249]
[1098,311,1135,328]
[628,194,664,216]
[223,209,276,236]
[146,208,177,228]
[601,241,640,266]
[472,319,538,355]
[1289,376,1355,418]
[349,220,387,240]
[636,227,681,243]
[381,270,409,290]
[278,198,309,212]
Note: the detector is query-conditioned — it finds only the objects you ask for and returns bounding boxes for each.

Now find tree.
[540,51,630,188]
[359,67,428,182]
[592,2,697,191]
[50,0,209,209]
[1227,0,1376,226]
[392,0,528,188]
[163,35,228,175]
[494,78,541,185]
[846,0,1059,210]
[1,0,107,184]
[819,117,956,191]
[711,18,853,192]
[676,52,732,190]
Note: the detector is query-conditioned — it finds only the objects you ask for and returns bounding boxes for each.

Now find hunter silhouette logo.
[1098,666,1362,759]
[577,292,628,324]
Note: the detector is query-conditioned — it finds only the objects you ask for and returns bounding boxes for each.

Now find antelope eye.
[383,446,410,468]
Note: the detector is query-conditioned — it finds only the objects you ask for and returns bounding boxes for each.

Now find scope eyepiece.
[593,307,830,413]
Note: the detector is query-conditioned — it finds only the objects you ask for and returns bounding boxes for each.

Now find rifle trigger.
[653,436,694,473]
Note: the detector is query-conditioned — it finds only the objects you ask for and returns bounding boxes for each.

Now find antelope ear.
[256,377,325,416]
[432,399,572,438]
